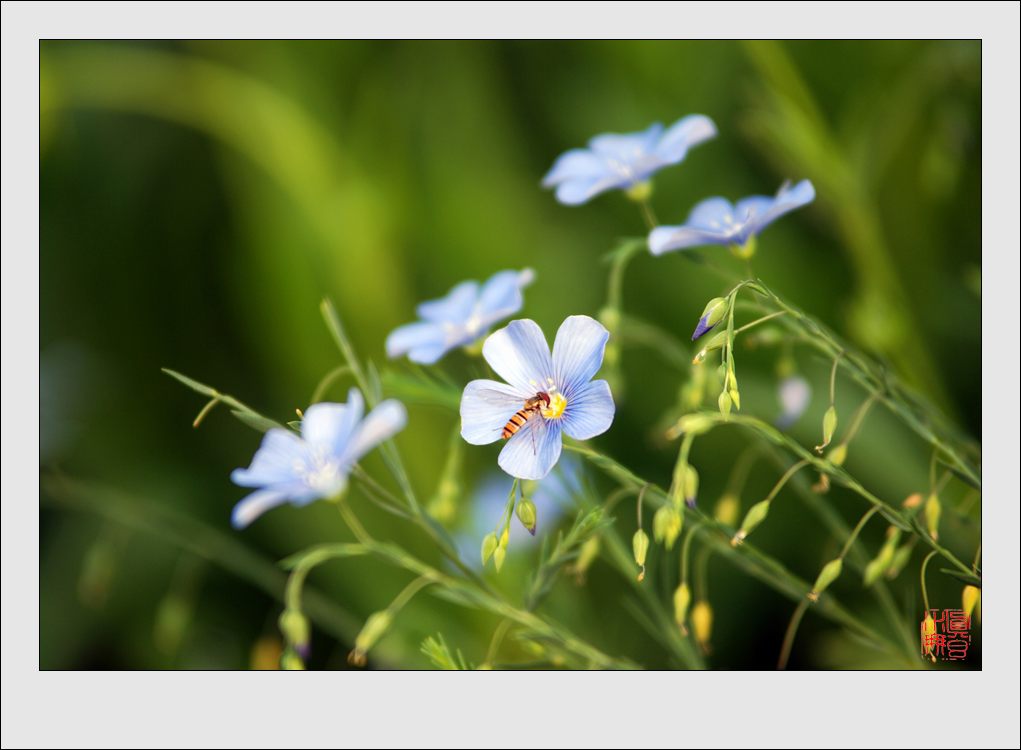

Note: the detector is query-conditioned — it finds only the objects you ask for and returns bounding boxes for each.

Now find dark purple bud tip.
[685,497,697,509]
[691,315,715,341]
[527,525,536,536]
[295,642,311,660]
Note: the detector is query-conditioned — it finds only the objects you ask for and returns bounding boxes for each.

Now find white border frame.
[4,2,1019,748]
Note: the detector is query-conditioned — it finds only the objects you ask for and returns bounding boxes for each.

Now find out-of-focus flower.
[230,389,406,528]
[648,179,815,256]
[386,269,535,365]
[454,457,582,568]
[460,316,615,480]
[776,375,812,429]
[542,115,717,205]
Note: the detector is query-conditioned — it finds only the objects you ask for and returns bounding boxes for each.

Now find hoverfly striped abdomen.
[501,392,551,440]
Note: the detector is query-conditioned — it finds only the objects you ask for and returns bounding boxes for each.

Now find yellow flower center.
[542,392,568,420]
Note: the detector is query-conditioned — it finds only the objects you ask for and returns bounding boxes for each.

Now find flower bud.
[632,529,650,582]
[515,497,537,535]
[671,413,714,438]
[280,647,305,671]
[652,505,683,549]
[673,582,692,632]
[902,492,924,510]
[571,535,601,583]
[683,464,699,508]
[713,494,740,526]
[732,499,770,546]
[828,443,848,466]
[808,558,843,602]
[493,544,507,572]
[481,532,498,566]
[728,382,741,411]
[692,297,728,341]
[815,405,838,452]
[718,390,732,419]
[884,543,913,580]
[278,608,310,654]
[350,610,392,666]
[691,600,714,650]
[962,585,980,619]
[921,612,936,661]
[924,493,941,540]
[692,330,728,365]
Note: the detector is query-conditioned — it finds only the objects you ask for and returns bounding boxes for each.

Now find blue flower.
[230,389,406,528]
[460,316,615,480]
[648,179,816,255]
[386,269,535,365]
[542,115,717,205]
[776,375,811,430]
[453,458,582,569]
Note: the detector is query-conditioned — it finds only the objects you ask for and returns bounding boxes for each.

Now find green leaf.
[231,409,283,433]
[162,367,218,397]
[939,568,981,588]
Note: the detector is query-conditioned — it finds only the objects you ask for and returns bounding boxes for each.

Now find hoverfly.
[501,391,551,441]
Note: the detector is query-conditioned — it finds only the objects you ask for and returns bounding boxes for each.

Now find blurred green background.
[40,40,980,669]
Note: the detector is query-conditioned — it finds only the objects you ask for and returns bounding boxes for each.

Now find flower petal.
[416,280,479,323]
[231,429,308,488]
[231,488,289,529]
[554,175,626,205]
[386,321,447,360]
[475,268,534,322]
[552,315,609,397]
[301,390,364,455]
[460,379,525,445]
[739,179,815,237]
[562,379,615,440]
[542,148,608,187]
[498,419,562,480]
[342,399,407,465]
[588,123,662,162]
[649,225,730,255]
[687,196,737,231]
[482,319,554,395]
[655,114,717,163]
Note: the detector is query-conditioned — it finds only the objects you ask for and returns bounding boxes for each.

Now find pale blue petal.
[743,179,815,236]
[300,390,363,455]
[342,399,407,465]
[231,429,308,488]
[386,321,446,359]
[476,268,534,321]
[460,379,525,445]
[552,315,609,398]
[407,339,457,365]
[231,488,289,529]
[498,418,562,480]
[482,319,554,395]
[554,174,625,205]
[561,379,615,441]
[542,148,608,187]
[687,197,737,231]
[588,123,662,162]
[648,225,731,255]
[416,281,479,323]
[655,114,717,163]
